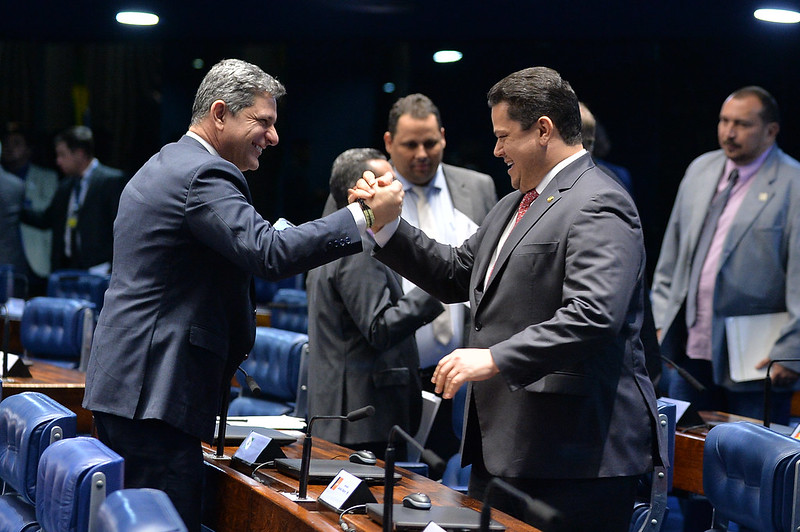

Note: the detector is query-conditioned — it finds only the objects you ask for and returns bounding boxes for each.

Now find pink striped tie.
[514,189,539,226]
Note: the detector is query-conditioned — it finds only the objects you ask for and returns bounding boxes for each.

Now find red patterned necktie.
[514,189,539,226]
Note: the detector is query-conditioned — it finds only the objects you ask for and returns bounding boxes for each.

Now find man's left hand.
[756,357,800,387]
[432,348,499,399]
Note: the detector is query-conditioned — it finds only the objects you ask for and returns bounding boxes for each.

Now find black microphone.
[237,366,261,396]
[480,477,563,532]
[763,358,800,428]
[296,405,375,500]
[660,355,706,392]
[382,425,446,532]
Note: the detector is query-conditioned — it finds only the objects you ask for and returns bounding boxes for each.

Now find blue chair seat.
[95,488,187,532]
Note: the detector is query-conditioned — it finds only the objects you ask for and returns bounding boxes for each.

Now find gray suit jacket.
[83,136,364,442]
[376,153,663,479]
[0,168,27,274]
[306,240,444,445]
[19,164,59,277]
[651,147,800,388]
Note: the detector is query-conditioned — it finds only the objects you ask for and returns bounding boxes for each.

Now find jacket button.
[474,321,482,331]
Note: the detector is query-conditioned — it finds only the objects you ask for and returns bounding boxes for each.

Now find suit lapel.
[719,150,780,267]
[686,164,726,256]
[443,165,471,218]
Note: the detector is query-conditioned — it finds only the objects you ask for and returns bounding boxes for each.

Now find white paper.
[219,414,307,430]
[725,312,790,382]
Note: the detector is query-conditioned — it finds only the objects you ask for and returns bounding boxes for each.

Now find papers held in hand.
[725,312,790,382]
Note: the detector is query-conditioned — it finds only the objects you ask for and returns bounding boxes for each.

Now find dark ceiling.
[4,0,792,43]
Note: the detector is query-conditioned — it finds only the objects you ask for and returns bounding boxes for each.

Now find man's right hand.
[348,170,403,231]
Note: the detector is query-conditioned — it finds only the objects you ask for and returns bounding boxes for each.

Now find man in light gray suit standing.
[651,86,800,425]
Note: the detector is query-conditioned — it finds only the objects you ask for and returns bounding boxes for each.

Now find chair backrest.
[20,297,96,369]
[0,392,77,504]
[268,288,308,333]
[47,270,110,313]
[253,274,305,305]
[0,265,13,304]
[228,327,309,416]
[36,436,124,532]
[703,421,800,532]
[292,343,309,420]
[95,489,187,532]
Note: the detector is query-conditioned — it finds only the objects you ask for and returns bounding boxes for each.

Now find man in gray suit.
[307,148,445,458]
[0,140,27,278]
[651,86,800,426]
[359,67,662,531]
[82,59,403,532]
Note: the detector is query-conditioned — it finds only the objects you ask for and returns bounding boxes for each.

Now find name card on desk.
[318,469,376,513]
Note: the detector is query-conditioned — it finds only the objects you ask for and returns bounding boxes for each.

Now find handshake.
[347,170,404,233]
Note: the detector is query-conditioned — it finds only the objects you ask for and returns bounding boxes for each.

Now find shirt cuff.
[347,202,368,236]
[372,218,400,247]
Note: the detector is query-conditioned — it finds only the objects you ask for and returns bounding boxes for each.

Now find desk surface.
[202,436,539,532]
[1,360,91,433]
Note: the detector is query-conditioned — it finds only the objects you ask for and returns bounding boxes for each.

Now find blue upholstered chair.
[35,436,124,532]
[95,489,187,532]
[228,327,309,416]
[253,274,305,306]
[0,392,77,532]
[441,384,470,493]
[703,421,800,532]
[268,288,308,334]
[47,270,110,313]
[20,297,97,370]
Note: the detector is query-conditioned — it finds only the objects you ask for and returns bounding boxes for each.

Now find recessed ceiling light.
[433,50,463,64]
[116,11,160,26]
[754,8,800,23]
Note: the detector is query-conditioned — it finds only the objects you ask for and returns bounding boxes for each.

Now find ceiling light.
[433,50,463,64]
[754,8,800,23]
[116,11,160,26]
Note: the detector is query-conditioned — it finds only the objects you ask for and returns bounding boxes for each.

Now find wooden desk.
[672,411,766,496]
[1,360,91,433]
[202,437,539,532]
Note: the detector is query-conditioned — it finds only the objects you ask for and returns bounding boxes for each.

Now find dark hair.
[54,125,94,157]
[330,148,387,208]
[387,93,443,136]
[728,85,780,125]
[487,67,582,146]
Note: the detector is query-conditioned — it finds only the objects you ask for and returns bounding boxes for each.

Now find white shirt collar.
[533,148,587,195]
[186,130,220,157]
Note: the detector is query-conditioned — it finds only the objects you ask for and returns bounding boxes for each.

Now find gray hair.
[190,59,286,125]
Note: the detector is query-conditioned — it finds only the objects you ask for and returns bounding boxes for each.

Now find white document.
[725,312,790,382]
[220,414,307,431]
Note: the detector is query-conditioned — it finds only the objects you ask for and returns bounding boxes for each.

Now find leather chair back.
[95,489,187,532]
[269,288,308,334]
[47,270,110,313]
[253,273,304,305]
[35,436,124,532]
[703,421,800,532]
[20,297,96,370]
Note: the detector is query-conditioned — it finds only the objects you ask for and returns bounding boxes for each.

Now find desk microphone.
[295,405,375,500]
[480,477,563,532]
[214,365,265,458]
[763,358,800,428]
[382,425,446,532]
[660,355,705,392]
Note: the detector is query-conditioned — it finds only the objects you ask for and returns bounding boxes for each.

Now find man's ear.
[537,116,555,144]
[210,100,227,128]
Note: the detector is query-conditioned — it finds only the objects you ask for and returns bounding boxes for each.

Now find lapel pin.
[547,196,555,202]
[758,192,768,202]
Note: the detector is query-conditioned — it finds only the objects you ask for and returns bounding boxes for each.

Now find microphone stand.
[763,358,800,428]
[383,425,446,532]
[288,405,374,502]
[213,365,263,459]
[480,477,563,532]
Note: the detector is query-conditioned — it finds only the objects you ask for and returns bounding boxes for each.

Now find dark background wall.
[2,1,800,275]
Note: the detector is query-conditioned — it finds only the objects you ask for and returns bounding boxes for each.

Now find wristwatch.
[357,199,375,229]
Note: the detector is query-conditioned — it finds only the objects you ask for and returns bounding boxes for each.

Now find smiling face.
[215,93,279,171]
[383,113,445,186]
[491,101,545,192]
[717,94,778,165]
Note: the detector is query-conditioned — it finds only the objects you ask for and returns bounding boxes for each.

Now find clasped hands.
[347,170,404,232]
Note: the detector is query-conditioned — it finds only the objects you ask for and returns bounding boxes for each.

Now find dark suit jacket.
[0,169,27,274]
[306,240,444,445]
[23,162,126,270]
[376,153,664,479]
[83,136,364,442]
